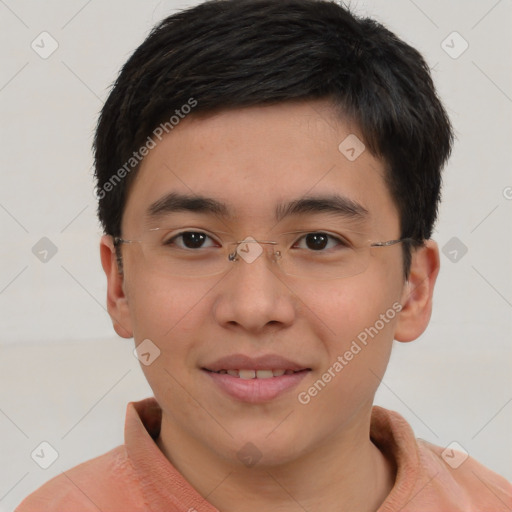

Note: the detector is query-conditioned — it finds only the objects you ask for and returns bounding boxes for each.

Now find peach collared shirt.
[16,397,512,511]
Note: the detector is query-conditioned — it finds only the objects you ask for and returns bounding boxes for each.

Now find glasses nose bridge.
[228,238,282,266]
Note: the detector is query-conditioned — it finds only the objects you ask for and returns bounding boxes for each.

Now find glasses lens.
[132,228,231,277]
[126,227,372,279]
[279,242,370,279]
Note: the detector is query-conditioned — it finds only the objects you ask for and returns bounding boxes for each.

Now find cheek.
[294,282,398,423]
[303,270,399,339]
[124,266,207,342]
[302,271,400,381]
[124,273,211,406]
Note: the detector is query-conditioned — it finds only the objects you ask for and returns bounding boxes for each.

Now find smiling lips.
[202,353,311,402]
[206,368,306,379]
[203,353,311,375]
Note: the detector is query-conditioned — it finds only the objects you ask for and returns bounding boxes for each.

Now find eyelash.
[164,230,350,250]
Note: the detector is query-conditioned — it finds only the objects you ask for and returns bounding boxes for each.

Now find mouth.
[202,367,311,403]
[203,368,310,379]
[201,353,312,402]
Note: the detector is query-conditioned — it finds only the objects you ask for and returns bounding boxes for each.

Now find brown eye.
[305,233,328,250]
[166,231,216,249]
[295,232,346,251]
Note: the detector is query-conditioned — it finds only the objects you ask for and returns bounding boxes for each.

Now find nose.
[212,241,296,334]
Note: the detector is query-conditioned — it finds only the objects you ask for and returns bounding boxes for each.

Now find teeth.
[256,370,273,379]
[215,369,295,379]
[239,369,256,380]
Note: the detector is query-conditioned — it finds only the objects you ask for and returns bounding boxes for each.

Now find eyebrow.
[147,192,230,220]
[146,192,369,223]
[274,195,369,222]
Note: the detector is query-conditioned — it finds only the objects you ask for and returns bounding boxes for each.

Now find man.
[16,0,512,510]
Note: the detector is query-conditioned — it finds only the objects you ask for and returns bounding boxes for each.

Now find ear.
[394,239,440,343]
[100,235,133,339]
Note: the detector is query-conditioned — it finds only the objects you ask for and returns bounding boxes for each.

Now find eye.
[294,232,348,251]
[165,231,218,250]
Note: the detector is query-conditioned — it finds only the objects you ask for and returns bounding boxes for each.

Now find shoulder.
[371,406,512,511]
[15,445,145,512]
[417,438,512,510]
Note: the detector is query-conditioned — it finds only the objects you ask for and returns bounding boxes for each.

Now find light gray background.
[1,0,511,510]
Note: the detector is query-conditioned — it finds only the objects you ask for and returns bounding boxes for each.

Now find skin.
[100,99,439,512]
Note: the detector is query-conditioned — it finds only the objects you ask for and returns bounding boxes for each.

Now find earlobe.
[394,240,440,343]
[100,235,133,339]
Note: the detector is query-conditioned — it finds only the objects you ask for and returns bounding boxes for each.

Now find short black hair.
[94,0,453,278]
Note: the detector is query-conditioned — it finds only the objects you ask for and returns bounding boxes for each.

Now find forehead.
[122,99,399,234]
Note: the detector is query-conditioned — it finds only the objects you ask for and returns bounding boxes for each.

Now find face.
[101,99,435,469]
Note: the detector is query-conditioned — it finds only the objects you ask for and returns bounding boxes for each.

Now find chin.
[222,429,307,468]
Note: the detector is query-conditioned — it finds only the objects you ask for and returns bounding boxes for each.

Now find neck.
[157,407,395,512]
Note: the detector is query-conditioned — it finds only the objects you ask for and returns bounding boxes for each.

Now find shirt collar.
[124,398,421,511]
